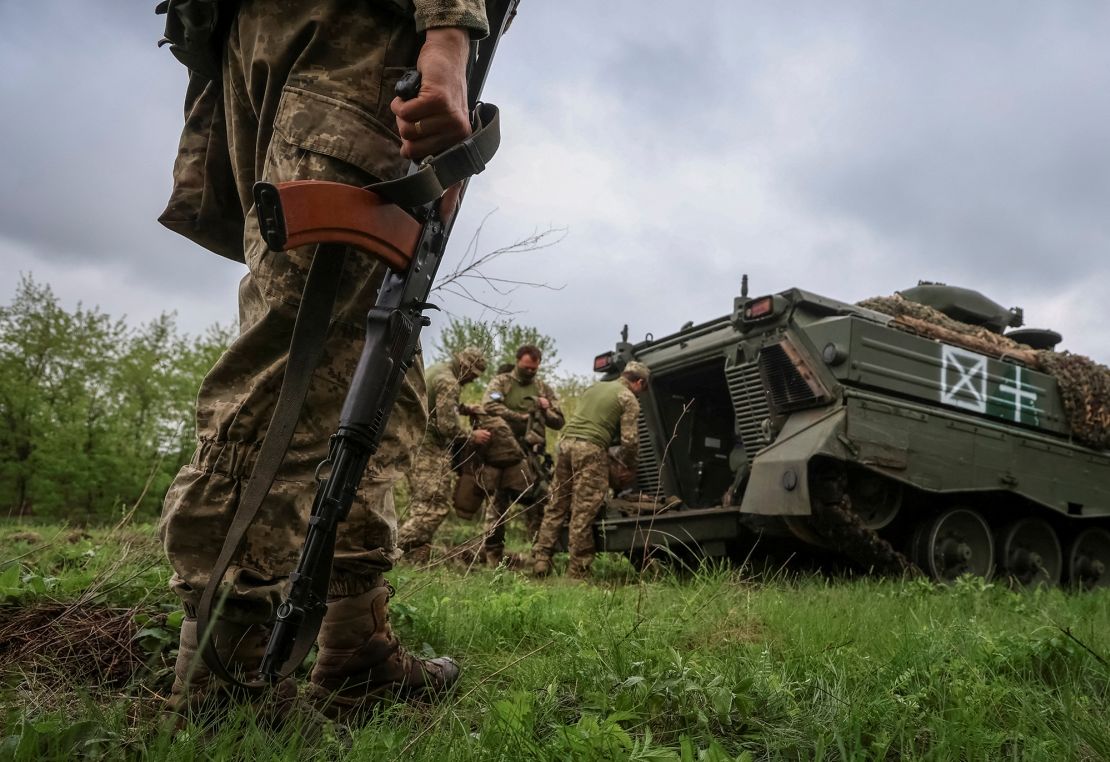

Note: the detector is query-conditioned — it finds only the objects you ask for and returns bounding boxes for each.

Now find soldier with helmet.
[532,362,651,579]
[397,346,491,561]
[479,345,565,565]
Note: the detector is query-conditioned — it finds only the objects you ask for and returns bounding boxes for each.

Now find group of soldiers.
[397,344,651,579]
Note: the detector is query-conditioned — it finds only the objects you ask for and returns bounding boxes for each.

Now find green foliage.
[0,523,166,605]
[5,522,1110,760]
[433,315,560,387]
[551,372,593,424]
[0,715,124,761]
[0,275,231,523]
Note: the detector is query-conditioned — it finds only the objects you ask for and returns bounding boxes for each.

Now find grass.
[1,519,1109,760]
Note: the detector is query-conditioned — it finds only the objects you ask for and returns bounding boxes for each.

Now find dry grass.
[0,603,156,689]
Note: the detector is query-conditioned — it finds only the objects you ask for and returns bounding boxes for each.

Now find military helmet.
[455,345,488,374]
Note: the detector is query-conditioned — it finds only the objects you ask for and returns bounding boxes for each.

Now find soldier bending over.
[532,362,650,579]
[397,346,491,562]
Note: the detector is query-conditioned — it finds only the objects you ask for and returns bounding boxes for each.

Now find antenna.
[741,274,749,298]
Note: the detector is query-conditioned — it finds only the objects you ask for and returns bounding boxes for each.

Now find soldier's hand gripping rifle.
[196,1,521,689]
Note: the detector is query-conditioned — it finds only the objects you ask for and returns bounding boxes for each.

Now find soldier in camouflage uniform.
[155,0,488,720]
[532,362,650,579]
[397,346,490,559]
[479,345,564,566]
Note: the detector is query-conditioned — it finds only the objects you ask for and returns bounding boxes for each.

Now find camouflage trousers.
[532,439,608,571]
[482,456,548,553]
[158,0,423,624]
[396,441,455,550]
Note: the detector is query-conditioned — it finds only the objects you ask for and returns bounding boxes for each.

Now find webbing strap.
[196,244,345,689]
[368,102,500,208]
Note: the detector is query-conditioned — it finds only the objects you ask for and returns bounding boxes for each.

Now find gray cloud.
[1,1,1107,367]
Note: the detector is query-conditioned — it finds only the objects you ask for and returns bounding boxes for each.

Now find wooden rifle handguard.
[254,180,429,271]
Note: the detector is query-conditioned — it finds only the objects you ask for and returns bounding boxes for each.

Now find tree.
[432,316,560,389]
[0,274,231,523]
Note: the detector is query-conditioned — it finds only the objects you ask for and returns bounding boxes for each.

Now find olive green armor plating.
[593,282,1110,588]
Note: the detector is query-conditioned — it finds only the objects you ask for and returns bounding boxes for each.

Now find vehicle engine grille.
[758,341,825,412]
[725,361,772,464]
[634,413,663,497]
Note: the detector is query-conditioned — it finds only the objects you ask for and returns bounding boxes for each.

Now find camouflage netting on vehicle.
[859,294,1110,450]
[1036,351,1110,449]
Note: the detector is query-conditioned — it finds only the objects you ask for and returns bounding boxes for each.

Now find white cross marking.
[998,365,1038,422]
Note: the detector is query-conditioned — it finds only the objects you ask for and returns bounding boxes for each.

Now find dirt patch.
[0,603,158,688]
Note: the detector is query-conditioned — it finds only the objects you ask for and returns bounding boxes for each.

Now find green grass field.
[2,520,1108,761]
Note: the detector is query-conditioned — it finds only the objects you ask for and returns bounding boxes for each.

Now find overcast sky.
[2,2,1108,377]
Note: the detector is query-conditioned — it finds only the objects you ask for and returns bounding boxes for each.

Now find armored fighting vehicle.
[592,279,1110,587]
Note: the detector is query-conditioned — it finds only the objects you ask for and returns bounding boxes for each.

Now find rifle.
[195,0,521,689]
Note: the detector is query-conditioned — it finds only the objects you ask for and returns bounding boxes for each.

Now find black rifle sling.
[197,244,345,686]
[369,104,501,207]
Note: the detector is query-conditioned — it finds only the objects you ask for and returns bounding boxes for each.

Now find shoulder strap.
[196,244,345,688]
[368,103,499,208]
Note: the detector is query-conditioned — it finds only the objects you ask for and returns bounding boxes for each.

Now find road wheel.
[996,518,1062,588]
[913,508,994,582]
[847,472,902,530]
[1066,527,1110,590]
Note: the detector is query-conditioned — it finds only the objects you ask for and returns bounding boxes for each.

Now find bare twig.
[432,211,567,316]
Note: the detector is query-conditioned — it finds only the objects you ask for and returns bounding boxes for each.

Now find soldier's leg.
[396,444,455,552]
[522,490,547,541]
[482,489,513,565]
[531,443,573,574]
[521,454,553,540]
[565,442,609,579]
[160,0,445,715]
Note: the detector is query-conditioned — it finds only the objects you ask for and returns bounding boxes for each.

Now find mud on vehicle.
[592,279,1110,588]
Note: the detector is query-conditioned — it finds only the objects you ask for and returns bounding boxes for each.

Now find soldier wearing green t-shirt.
[532,362,651,579]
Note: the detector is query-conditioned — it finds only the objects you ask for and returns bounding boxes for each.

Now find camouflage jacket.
[158,0,488,260]
[425,360,473,449]
[404,0,488,34]
[481,369,565,449]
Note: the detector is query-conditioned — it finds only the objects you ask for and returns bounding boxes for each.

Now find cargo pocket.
[248,84,412,313]
[269,84,409,186]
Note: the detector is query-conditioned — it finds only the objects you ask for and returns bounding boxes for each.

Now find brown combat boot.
[531,554,552,577]
[567,559,592,581]
[308,583,459,720]
[166,617,297,723]
[483,545,505,567]
[401,543,433,566]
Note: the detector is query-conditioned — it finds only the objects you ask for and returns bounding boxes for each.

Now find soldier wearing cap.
[532,361,651,579]
[397,346,490,559]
